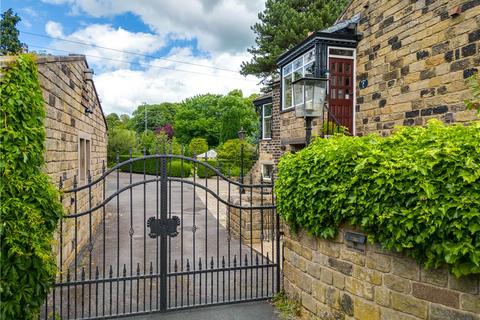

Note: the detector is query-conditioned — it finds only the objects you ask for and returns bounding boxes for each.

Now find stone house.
[252,0,479,182]
[35,54,107,267]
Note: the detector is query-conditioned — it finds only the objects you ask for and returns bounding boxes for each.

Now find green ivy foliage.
[0,54,63,318]
[276,120,480,277]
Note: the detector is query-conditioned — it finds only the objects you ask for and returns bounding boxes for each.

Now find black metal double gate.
[42,154,281,319]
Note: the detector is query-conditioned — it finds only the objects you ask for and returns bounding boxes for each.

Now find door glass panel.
[331,89,336,99]
[345,89,350,99]
[338,76,343,86]
[345,64,351,73]
[345,77,350,86]
[338,89,344,99]
[331,75,336,86]
[332,62,337,71]
[338,63,343,73]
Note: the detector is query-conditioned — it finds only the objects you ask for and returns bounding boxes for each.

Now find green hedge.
[276,120,480,276]
[0,54,63,318]
[117,155,192,177]
[195,159,241,178]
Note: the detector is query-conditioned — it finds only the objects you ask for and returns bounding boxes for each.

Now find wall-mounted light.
[83,68,94,82]
[84,106,94,114]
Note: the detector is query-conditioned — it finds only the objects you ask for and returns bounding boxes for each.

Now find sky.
[2,0,264,115]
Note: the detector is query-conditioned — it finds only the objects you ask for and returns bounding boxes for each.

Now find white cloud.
[93,48,259,115]
[45,21,165,70]
[41,0,263,53]
[45,21,63,37]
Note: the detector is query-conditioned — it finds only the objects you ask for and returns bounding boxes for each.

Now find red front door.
[329,58,354,134]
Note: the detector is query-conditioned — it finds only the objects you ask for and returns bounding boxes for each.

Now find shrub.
[107,127,137,163]
[465,73,480,115]
[117,155,192,177]
[0,54,63,318]
[276,120,480,276]
[196,159,218,178]
[217,139,256,169]
[188,137,208,156]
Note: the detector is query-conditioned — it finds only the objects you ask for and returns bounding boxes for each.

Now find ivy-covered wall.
[0,54,63,319]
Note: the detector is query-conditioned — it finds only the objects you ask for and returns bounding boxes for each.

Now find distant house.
[198,149,218,159]
[251,0,479,182]
[0,54,109,266]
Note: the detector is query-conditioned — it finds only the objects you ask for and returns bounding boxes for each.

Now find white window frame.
[262,103,273,140]
[261,163,274,181]
[282,48,315,111]
[327,46,357,135]
[78,132,91,183]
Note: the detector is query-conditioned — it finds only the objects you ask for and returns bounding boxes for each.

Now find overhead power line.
[27,44,259,82]
[20,30,240,73]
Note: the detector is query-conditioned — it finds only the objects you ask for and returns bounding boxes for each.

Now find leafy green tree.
[0,8,27,55]
[108,128,137,162]
[137,131,157,154]
[106,113,131,129]
[240,0,349,80]
[188,137,209,156]
[174,94,221,146]
[130,103,178,133]
[175,91,258,146]
[217,139,256,168]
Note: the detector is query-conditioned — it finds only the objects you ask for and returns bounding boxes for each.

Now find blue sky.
[2,0,263,114]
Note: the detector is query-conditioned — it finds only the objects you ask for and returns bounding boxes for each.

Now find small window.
[262,103,272,139]
[262,164,273,181]
[79,137,91,183]
[329,48,354,57]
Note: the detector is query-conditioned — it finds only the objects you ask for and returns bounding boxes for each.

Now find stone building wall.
[341,0,479,136]
[283,225,480,320]
[36,55,108,269]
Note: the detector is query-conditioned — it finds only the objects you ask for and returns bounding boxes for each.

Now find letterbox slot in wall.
[345,231,367,252]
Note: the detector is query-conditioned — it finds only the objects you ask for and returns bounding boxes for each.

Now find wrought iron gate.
[42,153,281,319]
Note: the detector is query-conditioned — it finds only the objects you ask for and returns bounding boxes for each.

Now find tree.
[240,0,349,81]
[106,113,131,129]
[130,102,178,133]
[188,137,209,156]
[0,8,27,55]
[217,139,256,168]
[174,91,258,147]
[107,128,137,162]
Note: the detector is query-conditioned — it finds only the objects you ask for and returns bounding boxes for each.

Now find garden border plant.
[0,54,63,318]
[275,120,480,277]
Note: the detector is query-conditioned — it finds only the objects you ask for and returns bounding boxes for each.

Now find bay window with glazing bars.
[282,48,315,110]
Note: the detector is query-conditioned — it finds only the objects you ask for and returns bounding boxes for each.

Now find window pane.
[264,118,272,139]
[262,164,273,180]
[283,63,292,75]
[294,81,303,106]
[329,48,354,56]
[338,76,343,86]
[332,62,337,71]
[304,49,315,63]
[284,74,293,108]
[331,89,336,99]
[304,61,314,78]
[345,77,350,86]
[345,64,351,73]
[263,104,272,117]
[293,57,303,70]
[338,63,343,73]
[293,70,303,81]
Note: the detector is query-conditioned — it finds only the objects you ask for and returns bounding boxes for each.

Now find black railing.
[321,104,348,137]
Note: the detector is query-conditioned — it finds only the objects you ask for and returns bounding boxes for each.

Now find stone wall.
[283,225,480,320]
[341,0,479,136]
[36,55,108,269]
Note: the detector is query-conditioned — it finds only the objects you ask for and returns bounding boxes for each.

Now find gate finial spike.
[129,147,133,158]
[73,175,77,188]
[109,265,113,277]
[233,255,237,267]
[59,175,63,189]
[67,269,71,281]
[81,267,85,280]
[136,263,140,275]
[149,261,153,274]
[198,257,202,270]
[95,266,99,279]
[222,256,225,268]
[244,254,248,266]
[174,260,178,272]
[210,257,214,269]
[116,152,120,164]
[102,160,105,173]
[87,170,92,183]
[186,259,190,271]
[143,147,147,156]
[123,264,127,277]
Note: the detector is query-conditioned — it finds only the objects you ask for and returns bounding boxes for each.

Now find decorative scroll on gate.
[41,152,281,319]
